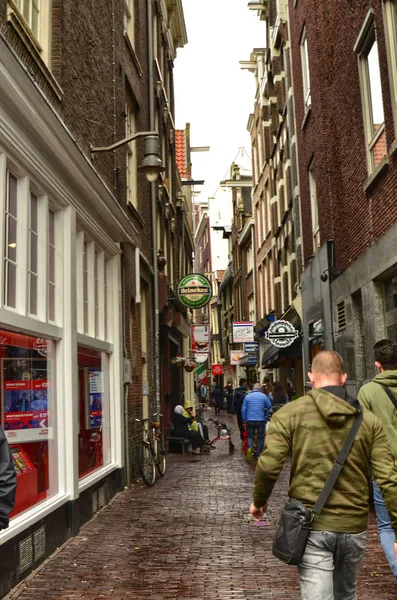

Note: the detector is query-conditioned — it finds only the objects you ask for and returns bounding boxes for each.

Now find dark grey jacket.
[0,428,16,529]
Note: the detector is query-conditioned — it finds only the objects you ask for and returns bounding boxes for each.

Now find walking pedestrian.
[250,350,397,600]
[211,385,223,415]
[358,339,397,580]
[268,380,289,413]
[0,426,16,530]
[224,380,234,414]
[242,382,271,460]
[233,378,248,440]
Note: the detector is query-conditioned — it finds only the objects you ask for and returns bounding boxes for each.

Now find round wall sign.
[265,320,299,348]
[176,274,212,309]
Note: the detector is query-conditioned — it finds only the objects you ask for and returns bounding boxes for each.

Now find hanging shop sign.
[244,342,259,353]
[232,322,254,343]
[230,350,248,365]
[177,274,212,309]
[265,320,299,348]
[212,364,223,376]
[248,353,258,366]
[191,325,210,354]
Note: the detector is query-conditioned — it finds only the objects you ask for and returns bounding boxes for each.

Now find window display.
[78,347,110,479]
[0,329,56,516]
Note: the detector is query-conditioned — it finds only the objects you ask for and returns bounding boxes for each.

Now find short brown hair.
[311,351,345,375]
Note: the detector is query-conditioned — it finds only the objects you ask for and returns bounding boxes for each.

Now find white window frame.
[309,160,320,252]
[354,10,386,173]
[383,0,397,138]
[300,27,311,111]
[246,243,253,273]
[8,0,51,65]
[125,99,138,209]
[123,0,135,47]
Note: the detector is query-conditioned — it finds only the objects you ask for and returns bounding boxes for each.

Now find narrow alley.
[5,414,396,600]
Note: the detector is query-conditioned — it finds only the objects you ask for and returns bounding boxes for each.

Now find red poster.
[212,364,223,376]
[2,359,52,443]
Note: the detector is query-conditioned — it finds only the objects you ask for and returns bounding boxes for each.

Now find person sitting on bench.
[173,405,206,455]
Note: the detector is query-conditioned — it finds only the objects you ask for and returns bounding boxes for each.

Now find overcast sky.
[174,0,265,202]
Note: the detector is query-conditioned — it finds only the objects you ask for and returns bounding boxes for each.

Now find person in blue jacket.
[242,382,272,459]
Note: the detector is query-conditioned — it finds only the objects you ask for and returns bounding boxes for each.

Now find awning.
[261,338,302,368]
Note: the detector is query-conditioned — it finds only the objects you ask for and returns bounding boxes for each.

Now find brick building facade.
[288,0,397,389]
[0,0,189,594]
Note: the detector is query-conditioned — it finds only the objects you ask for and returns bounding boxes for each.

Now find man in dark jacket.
[224,381,234,415]
[233,378,247,440]
[0,427,16,530]
[358,339,397,580]
[251,351,397,599]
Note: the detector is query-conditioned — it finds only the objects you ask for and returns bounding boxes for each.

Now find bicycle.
[207,419,235,453]
[135,413,166,486]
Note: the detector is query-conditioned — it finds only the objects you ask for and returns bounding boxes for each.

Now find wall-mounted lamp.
[320,267,340,282]
[90,131,165,182]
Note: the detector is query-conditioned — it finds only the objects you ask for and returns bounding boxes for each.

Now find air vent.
[34,526,46,561]
[19,535,33,573]
[337,301,346,329]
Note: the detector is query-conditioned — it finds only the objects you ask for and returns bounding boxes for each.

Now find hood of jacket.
[372,370,397,390]
[308,388,359,427]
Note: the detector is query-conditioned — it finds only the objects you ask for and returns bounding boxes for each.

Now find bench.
[168,424,191,454]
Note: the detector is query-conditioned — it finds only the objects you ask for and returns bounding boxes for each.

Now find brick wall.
[289,0,397,273]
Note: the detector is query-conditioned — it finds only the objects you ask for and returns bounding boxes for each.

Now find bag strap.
[312,407,363,517]
[377,383,397,411]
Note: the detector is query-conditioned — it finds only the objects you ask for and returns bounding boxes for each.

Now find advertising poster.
[191,325,210,355]
[230,350,248,365]
[2,358,52,443]
[89,368,103,428]
[232,322,255,343]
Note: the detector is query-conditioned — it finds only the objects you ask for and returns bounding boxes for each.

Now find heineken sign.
[176,273,212,309]
[265,320,299,348]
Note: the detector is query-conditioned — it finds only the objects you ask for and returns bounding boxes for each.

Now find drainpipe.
[147,0,160,415]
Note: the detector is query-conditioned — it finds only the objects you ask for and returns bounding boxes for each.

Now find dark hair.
[374,339,397,370]
[272,381,286,406]
[239,377,247,386]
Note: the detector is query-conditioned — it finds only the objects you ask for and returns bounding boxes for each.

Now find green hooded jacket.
[358,371,397,462]
[253,388,397,536]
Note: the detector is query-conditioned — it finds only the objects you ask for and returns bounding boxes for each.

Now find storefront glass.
[0,329,56,516]
[78,346,110,479]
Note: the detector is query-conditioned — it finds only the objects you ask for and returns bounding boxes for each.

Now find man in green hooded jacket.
[358,339,397,580]
[251,350,397,600]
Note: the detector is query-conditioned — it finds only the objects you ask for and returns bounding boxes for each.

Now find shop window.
[78,347,110,479]
[1,329,56,516]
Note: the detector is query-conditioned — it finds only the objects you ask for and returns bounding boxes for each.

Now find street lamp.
[90,131,165,182]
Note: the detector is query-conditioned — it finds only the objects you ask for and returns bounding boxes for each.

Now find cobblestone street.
[5,414,397,600]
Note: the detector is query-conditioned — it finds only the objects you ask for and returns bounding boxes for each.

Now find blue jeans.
[298,530,367,599]
[247,421,265,455]
[373,480,397,580]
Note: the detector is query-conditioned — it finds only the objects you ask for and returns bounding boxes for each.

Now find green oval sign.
[177,273,212,309]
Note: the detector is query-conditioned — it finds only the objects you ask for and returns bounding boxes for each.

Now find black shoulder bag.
[272,407,363,566]
[377,383,397,410]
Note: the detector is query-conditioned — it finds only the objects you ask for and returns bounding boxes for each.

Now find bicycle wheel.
[155,437,166,477]
[138,442,156,486]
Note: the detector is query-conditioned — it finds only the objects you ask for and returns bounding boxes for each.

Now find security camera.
[320,271,328,282]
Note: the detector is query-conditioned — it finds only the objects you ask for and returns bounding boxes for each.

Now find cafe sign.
[265,320,299,348]
[176,274,212,309]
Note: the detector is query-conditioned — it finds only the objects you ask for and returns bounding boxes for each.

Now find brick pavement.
[5,413,397,600]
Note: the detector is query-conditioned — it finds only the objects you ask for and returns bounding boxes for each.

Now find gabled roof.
[175,130,188,179]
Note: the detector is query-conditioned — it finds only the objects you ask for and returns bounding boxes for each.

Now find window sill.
[301,107,312,130]
[6,9,63,101]
[363,155,389,192]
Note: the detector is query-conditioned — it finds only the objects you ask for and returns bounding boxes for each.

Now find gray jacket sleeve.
[0,428,16,529]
